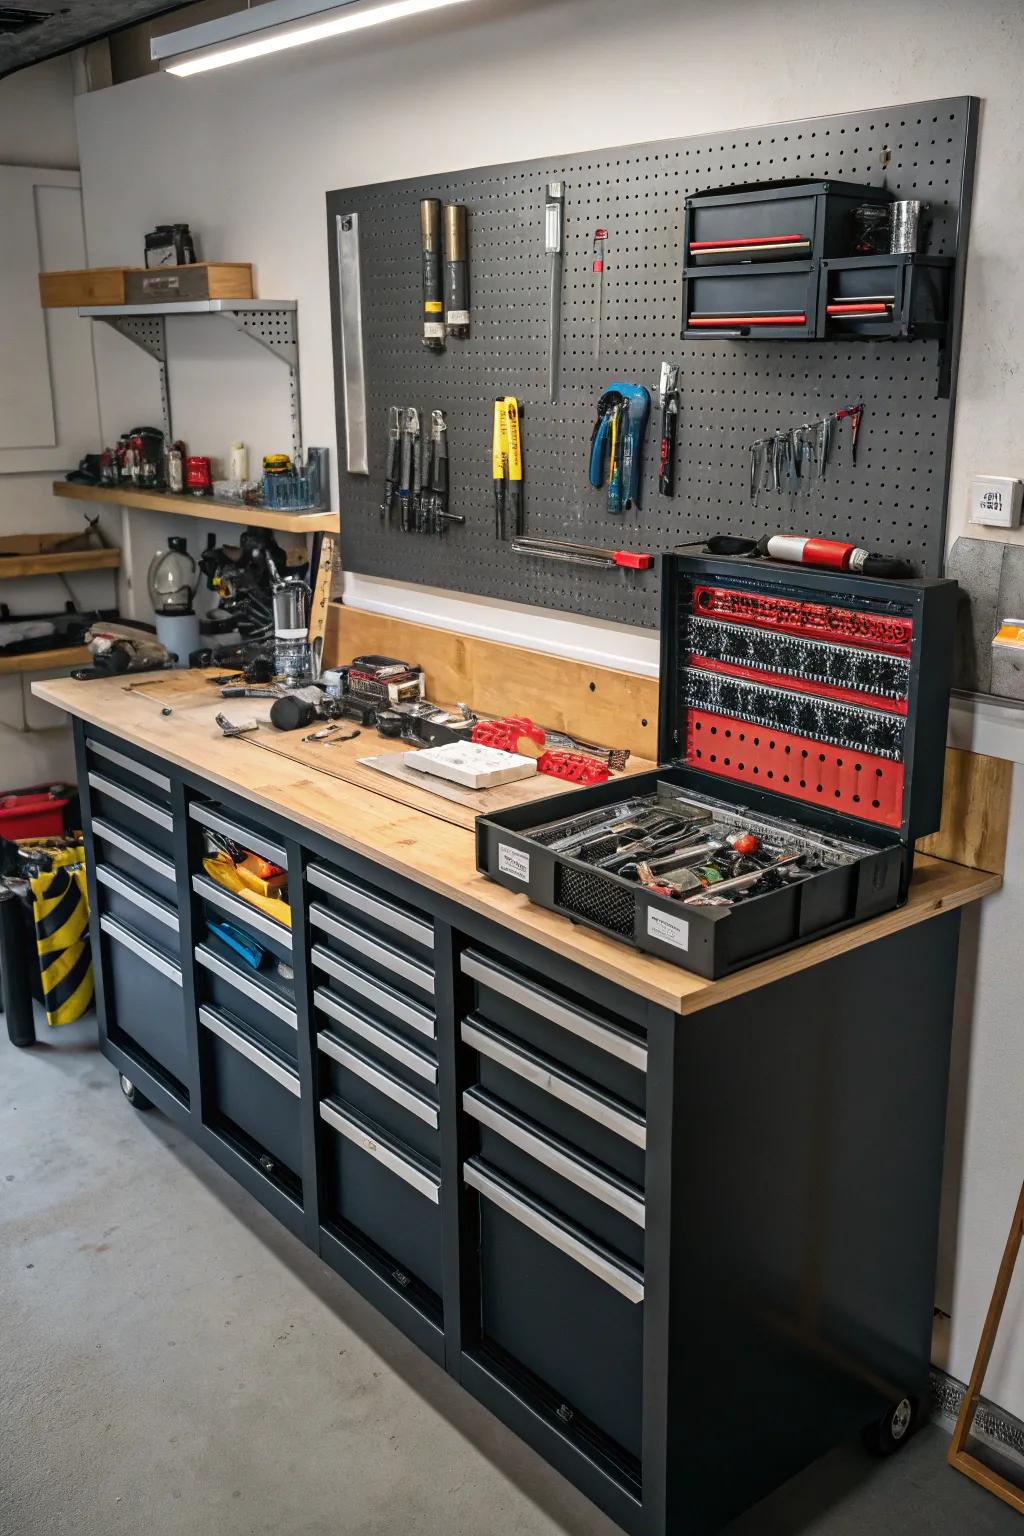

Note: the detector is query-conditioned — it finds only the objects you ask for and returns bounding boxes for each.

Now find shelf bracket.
[96,315,172,442]
[221,308,302,463]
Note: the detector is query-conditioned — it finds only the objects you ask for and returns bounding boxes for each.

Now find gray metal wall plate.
[326,97,976,628]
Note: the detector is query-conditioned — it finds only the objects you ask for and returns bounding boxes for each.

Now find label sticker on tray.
[497,844,530,882]
[647,908,690,951]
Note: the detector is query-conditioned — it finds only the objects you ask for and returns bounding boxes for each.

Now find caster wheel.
[119,1073,153,1112]
[862,1396,918,1456]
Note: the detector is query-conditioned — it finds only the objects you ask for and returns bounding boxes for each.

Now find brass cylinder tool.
[419,198,445,352]
[443,203,469,338]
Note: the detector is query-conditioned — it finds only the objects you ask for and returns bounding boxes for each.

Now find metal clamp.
[311,945,435,1039]
[461,1017,646,1149]
[96,865,179,935]
[195,944,297,1028]
[314,987,437,1083]
[189,803,288,869]
[91,820,176,885]
[88,772,173,833]
[307,863,434,950]
[464,1160,643,1304]
[309,903,434,995]
[88,740,171,795]
[320,1098,440,1203]
[100,914,181,986]
[460,950,647,1071]
[463,1088,644,1228]
[199,1005,300,1097]
[192,874,292,950]
[317,1032,439,1129]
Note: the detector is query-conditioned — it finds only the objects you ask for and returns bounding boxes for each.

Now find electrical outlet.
[970,474,1023,529]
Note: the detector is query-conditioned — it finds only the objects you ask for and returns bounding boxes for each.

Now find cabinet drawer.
[96,864,181,955]
[91,818,176,900]
[309,902,434,997]
[464,1087,644,1267]
[193,873,292,965]
[189,801,288,869]
[318,1029,439,1165]
[87,739,171,806]
[195,940,297,1062]
[466,1159,643,1462]
[463,1016,645,1188]
[311,943,435,1045]
[100,914,188,1088]
[200,1005,302,1187]
[321,1098,443,1302]
[88,772,174,855]
[307,862,434,953]
[314,986,438,1089]
[460,948,646,1111]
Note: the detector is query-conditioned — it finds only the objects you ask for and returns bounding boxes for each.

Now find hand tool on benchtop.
[443,203,469,338]
[399,407,418,532]
[492,398,508,539]
[215,712,259,737]
[540,728,630,771]
[592,228,607,361]
[336,212,368,473]
[512,535,652,571]
[505,396,523,537]
[419,198,445,352]
[658,362,680,497]
[380,406,401,521]
[545,182,565,403]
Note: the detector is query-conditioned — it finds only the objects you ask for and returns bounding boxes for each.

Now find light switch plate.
[970,475,1023,529]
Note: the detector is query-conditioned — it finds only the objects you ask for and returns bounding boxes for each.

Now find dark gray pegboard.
[327,97,976,627]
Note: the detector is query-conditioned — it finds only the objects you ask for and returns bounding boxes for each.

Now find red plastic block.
[691,585,913,656]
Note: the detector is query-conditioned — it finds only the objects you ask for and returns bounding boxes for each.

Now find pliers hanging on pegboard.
[589,383,651,513]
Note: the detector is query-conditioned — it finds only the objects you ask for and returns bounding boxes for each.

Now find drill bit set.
[379,406,464,535]
[478,547,957,978]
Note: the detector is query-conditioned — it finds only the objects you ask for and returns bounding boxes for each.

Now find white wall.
[0,58,108,785]
[74,0,1024,1412]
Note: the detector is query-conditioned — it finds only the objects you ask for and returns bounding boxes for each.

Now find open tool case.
[477,550,957,978]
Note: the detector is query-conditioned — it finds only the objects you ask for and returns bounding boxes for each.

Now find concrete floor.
[2,1017,1021,1536]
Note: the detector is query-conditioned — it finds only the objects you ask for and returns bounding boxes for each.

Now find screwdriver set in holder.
[477,549,958,978]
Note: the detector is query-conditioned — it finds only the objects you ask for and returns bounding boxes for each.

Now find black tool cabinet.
[73,718,962,1536]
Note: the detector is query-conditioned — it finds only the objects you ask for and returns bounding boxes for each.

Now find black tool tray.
[476,550,957,979]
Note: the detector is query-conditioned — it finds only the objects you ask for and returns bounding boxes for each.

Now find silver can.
[889,200,929,254]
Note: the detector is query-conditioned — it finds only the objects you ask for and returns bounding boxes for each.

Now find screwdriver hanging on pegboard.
[399,407,418,531]
[419,198,445,352]
[545,182,565,403]
[380,405,401,522]
[505,397,523,537]
[592,227,607,362]
[492,397,508,539]
[658,363,680,497]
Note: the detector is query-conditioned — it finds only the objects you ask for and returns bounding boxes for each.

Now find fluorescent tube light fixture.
[154,0,475,77]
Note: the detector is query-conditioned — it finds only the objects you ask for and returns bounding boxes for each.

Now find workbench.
[31,653,1000,1536]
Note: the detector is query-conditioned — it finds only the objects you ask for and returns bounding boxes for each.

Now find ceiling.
[0,0,187,79]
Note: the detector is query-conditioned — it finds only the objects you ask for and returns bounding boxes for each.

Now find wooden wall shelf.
[0,646,90,676]
[53,481,337,535]
[0,548,120,580]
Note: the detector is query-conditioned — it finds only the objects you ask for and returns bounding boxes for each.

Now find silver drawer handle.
[91,820,175,884]
[318,1031,439,1129]
[464,1160,644,1304]
[88,772,173,832]
[463,1088,644,1229]
[461,950,647,1072]
[307,864,433,949]
[192,874,292,950]
[314,987,437,1083]
[189,803,288,869]
[311,945,435,1040]
[100,914,181,985]
[199,1005,300,1097]
[89,740,171,794]
[195,944,297,1028]
[309,903,434,995]
[461,1017,646,1149]
[320,1098,440,1204]
[96,865,179,934]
